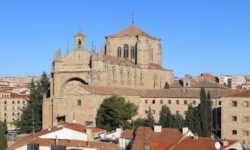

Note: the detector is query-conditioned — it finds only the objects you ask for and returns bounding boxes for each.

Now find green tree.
[172,113,186,128]
[144,107,155,128]
[159,105,174,127]
[164,82,170,89]
[199,88,212,137]
[133,118,146,129]
[96,95,138,131]
[0,121,7,150]
[16,72,49,134]
[185,105,201,136]
[206,91,213,136]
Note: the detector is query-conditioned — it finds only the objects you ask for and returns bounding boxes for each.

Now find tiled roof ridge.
[224,90,250,97]
[107,24,159,40]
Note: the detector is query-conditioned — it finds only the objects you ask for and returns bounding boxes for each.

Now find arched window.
[124,44,129,58]
[117,47,121,57]
[4,101,7,104]
[131,46,135,59]
[12,101,15,104]
[77,99,82,106]
[17,101,20,104]
[78,39,82,48]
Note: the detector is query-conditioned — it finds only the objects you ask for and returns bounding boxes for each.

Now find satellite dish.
[215,142,221,150]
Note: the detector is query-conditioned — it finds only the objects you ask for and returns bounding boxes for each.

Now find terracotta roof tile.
[107,24,159,40]
[132,127,183,150]
[80,85,243,98]
[224,90,250,97]
[170,137,237,150]
[7,122,105,150]
[31,138,122,150]
[103,55,139,68]
[121,130,134,139]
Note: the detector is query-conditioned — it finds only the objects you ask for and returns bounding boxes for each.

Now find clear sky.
[0,0,249,77]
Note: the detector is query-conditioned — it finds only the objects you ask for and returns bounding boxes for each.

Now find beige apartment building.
[221,90,250,148]
[0,91,29,129]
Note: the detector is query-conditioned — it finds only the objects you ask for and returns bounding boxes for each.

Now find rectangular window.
[218,101,222,105]
[232,116,237,122]
[232,101,237,107]
[243,130,249,136]
[184,100,187,105]
[160,100,163,104]
[243,116,249,122]
[168,100,171,104]
[243,101,249,107]
[232,130,237,135]
[152,100,155,104]
[176,100,179,104]
[145,99,148,104]
[192,100,196,105]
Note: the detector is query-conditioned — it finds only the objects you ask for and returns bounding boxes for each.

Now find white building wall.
[39,128,88,141]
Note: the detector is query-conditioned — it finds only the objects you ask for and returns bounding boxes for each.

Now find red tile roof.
[107,24,159,40]
[31,138,122,150]
[7,122,105,150]
[120,130,133,139]
[10,93,30,99]
[169,137,237,150]
[132,127,183,150]
[224,90,250,97]
[80,85,243,98]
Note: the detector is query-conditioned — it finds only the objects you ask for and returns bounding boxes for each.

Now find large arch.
[60,77,88,96]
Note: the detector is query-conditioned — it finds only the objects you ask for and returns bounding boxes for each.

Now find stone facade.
[221,91,250,148]
[43,24,173,129]
[0,91,29,129]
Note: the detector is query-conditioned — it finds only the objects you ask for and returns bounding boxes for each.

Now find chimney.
[222,140,228,146]
[85,121,93,141]
[182,127,189,134]
[154,125,162,133]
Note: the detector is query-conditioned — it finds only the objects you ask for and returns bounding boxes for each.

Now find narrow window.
[4,101,7,104]
[232,130,237,135]
[218,101,222,105]
[192,100,196,105]
[4,113,7,116]
[78,39,82,48]
[232,101,237,107]
[176,100,179,105]
[160,100,163,104]
[117,47,121,57]
[124,44,129,58]
[77,99,82,106]
[17,101,20,104]
[12,113,15,116]
[131,46,135,59]
[184,100,187,105]
[145,99,148,104]
[12,101,15,104]
[152,100,155,104]
[232,116,237,122]
[168,100,171,104]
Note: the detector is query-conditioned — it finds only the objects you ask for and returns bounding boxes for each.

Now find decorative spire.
[66,41,69,54]
[132,13,135,24]
[54,48,62,61]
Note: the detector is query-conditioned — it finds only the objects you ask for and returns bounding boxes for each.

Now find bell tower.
[74,32,86,50]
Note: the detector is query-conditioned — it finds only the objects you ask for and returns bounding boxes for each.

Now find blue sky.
[0,0,249,77]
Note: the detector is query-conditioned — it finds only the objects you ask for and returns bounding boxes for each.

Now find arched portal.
[60,77,88,96]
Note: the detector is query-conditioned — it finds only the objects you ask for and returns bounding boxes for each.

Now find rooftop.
[107,24,159,40]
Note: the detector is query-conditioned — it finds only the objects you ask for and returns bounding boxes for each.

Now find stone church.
[42,24,174,129]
